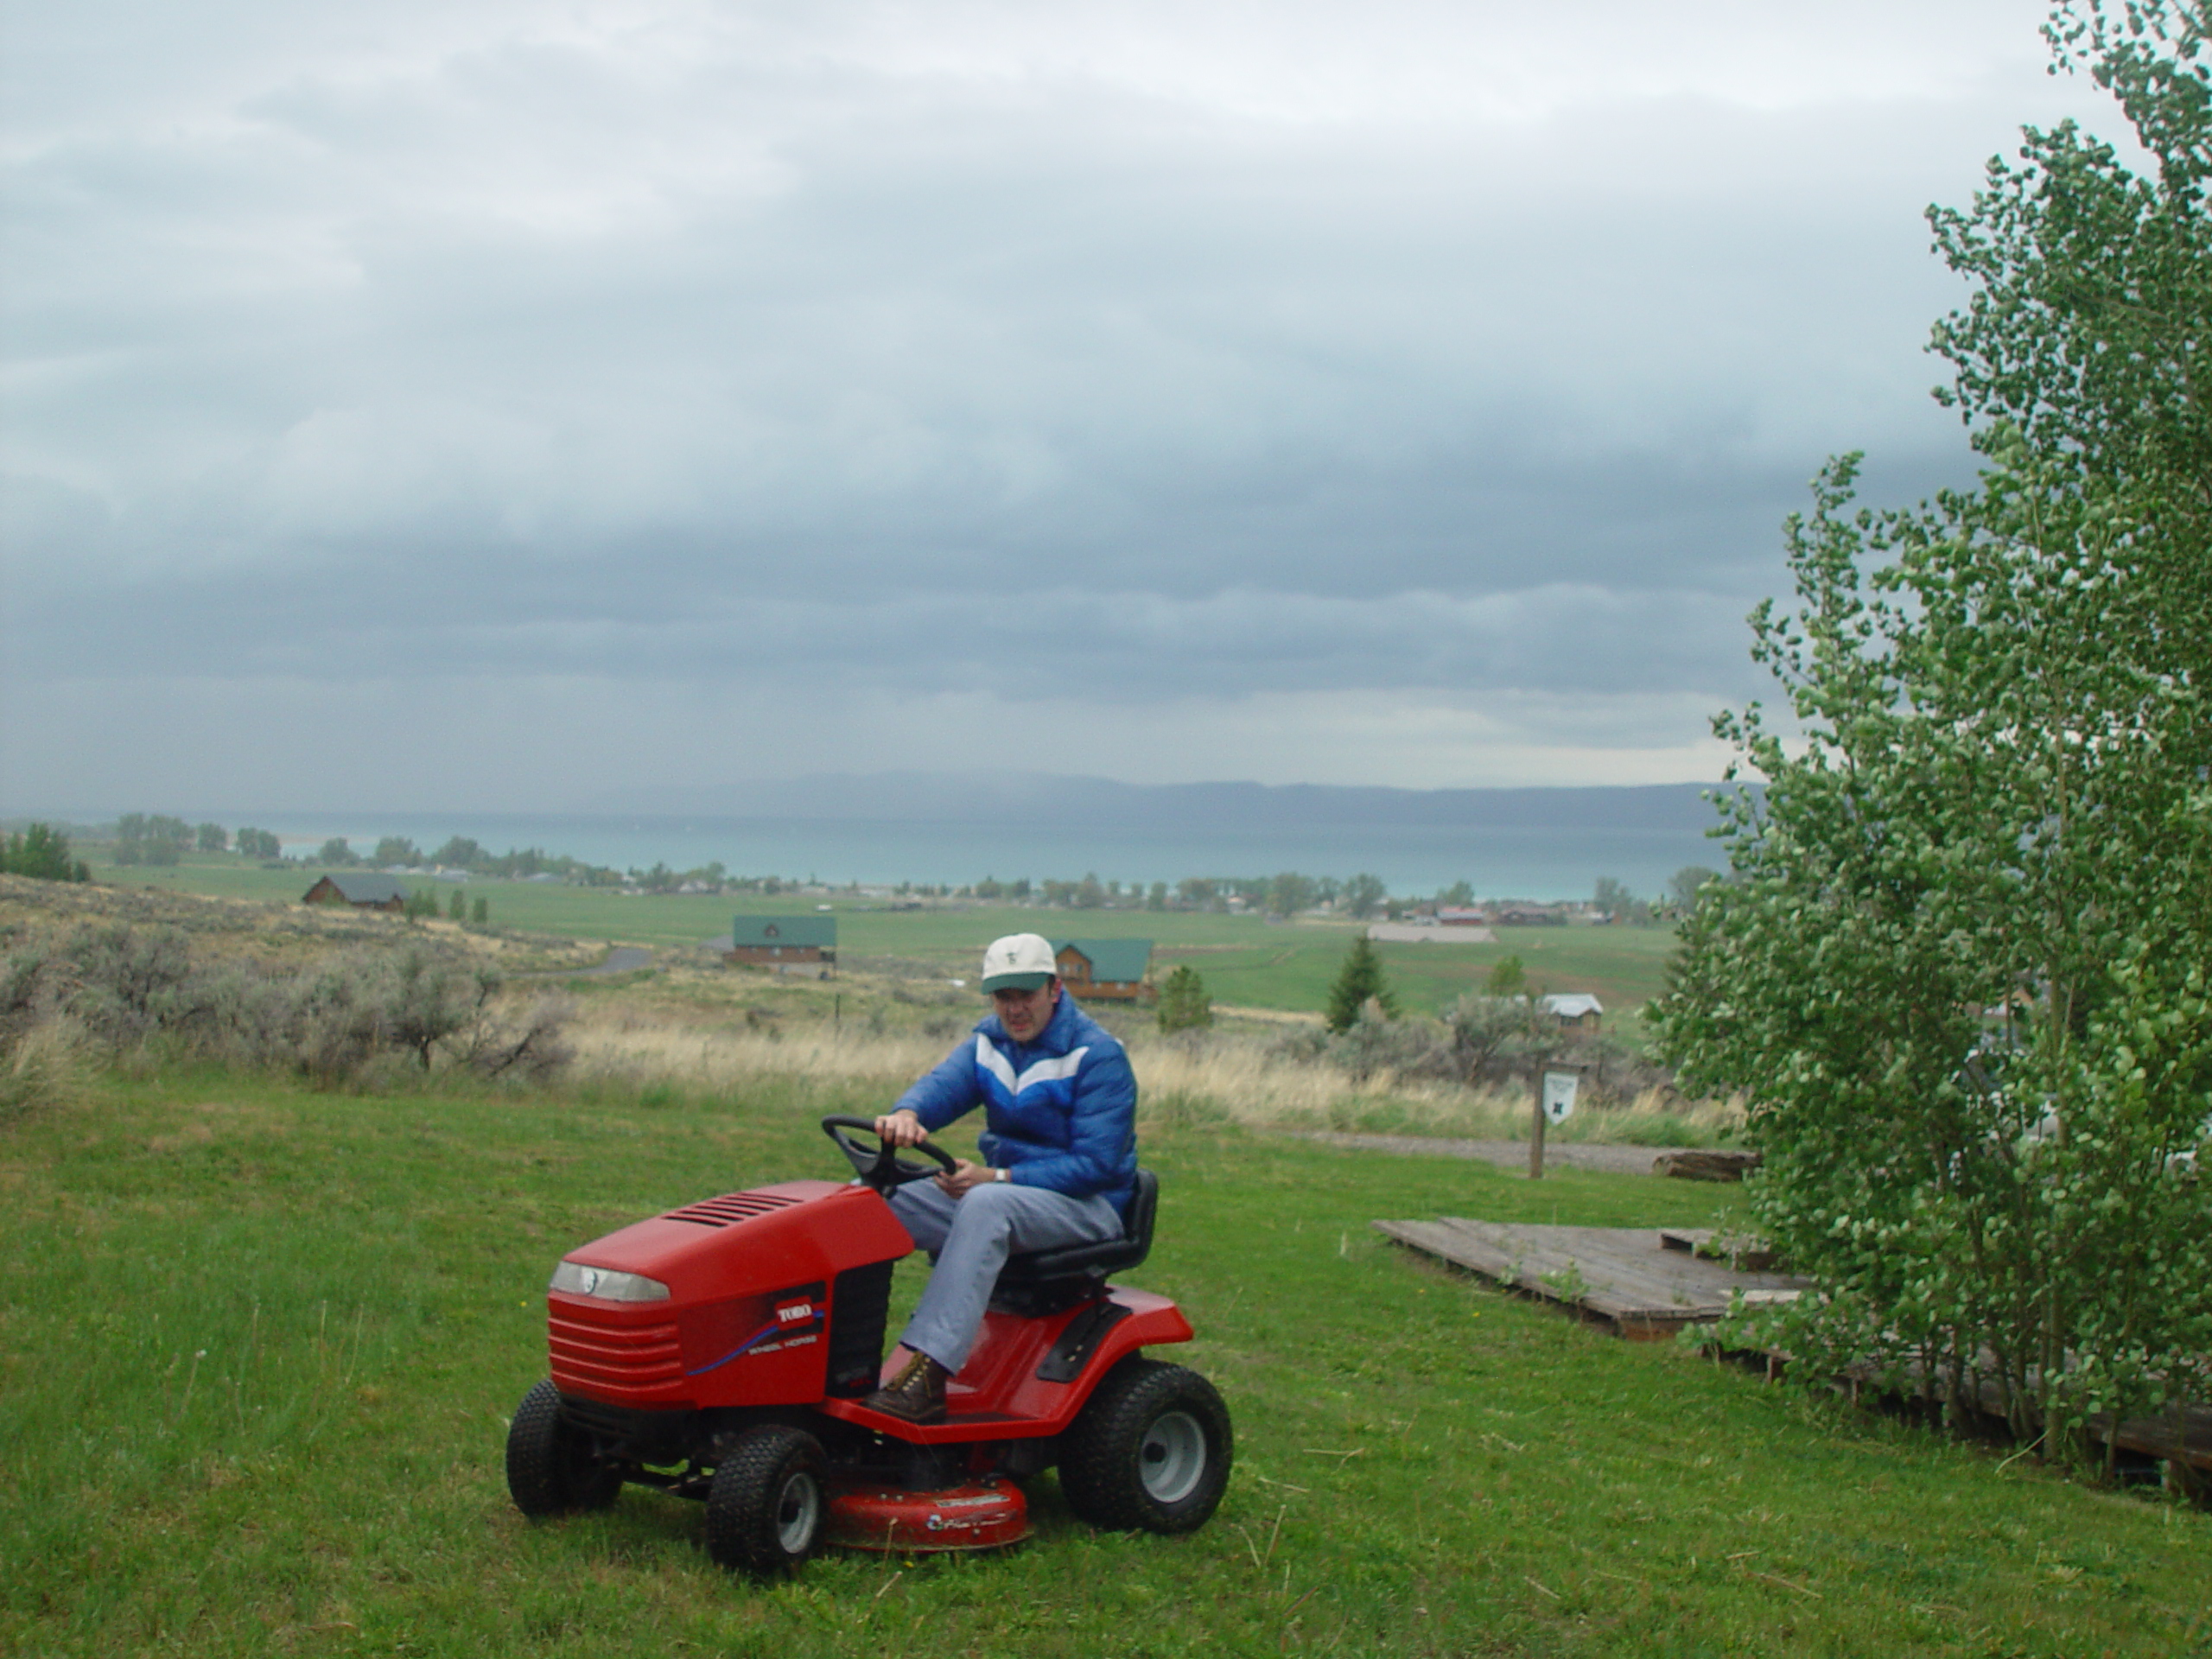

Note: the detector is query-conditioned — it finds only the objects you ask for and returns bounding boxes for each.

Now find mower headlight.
[549,1262,671,1302]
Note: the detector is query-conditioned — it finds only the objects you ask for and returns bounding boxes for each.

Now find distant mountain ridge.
[597,772,1748,833]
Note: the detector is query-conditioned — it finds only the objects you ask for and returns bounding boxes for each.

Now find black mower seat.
[990,1167,1158,1316]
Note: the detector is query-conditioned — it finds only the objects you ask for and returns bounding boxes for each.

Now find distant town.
[4,812,1715,925]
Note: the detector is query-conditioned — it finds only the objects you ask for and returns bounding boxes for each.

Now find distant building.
[726,915,837,968]
[1053,938,1154,1001]
[302,873,407,912]
[1493,905,1567,927]
[1541,993,1604,1031]
[1437,906,1491,926]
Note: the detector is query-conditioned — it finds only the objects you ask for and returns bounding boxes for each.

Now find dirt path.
[513,945,655,979]
[1213,1004,1325,1025]
[1277,1130,1690,1177]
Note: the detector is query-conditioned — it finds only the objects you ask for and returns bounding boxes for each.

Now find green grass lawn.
[83,855,1679,1020]
[3,1071,2202,1657]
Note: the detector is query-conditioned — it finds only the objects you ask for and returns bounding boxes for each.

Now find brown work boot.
[863,1351,950,1423]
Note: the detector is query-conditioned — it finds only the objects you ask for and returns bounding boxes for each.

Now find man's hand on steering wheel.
[874,1108,929,1147]
[863,1111,999,1194]
[823,1114,955,1189]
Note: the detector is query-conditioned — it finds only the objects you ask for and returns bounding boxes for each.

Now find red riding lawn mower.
[505,1116,1232,1573]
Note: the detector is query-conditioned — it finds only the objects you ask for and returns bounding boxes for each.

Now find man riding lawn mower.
[505,933,1232,1573]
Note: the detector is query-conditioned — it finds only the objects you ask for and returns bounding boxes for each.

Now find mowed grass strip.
[4,1074,2204,1658]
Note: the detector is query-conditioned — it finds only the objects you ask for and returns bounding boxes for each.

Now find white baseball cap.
[980,932,1058,992]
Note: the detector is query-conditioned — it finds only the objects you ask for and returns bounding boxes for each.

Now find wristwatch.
[996,1167,1008,1183]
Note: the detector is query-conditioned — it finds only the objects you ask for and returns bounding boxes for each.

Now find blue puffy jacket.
[890,993,1137,1214]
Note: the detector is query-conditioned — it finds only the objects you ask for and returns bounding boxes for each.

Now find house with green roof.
[1053,938,1153,1001]
[726,915,837,969]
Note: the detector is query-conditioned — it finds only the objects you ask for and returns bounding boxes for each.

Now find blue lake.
[238,810,1728,902]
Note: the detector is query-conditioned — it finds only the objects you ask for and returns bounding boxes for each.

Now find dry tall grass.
[561,1008,1740,1145]
[567,1017,948,1098]
[1136,1035,1738,1143]
[0,1017,96,1123]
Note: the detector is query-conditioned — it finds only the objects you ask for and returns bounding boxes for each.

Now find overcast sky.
[0,0,2128,814]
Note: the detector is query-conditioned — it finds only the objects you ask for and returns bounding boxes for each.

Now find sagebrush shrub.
[0,927,569,1093]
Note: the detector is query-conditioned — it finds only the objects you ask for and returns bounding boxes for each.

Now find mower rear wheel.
[1058,1357,1232,1534]
[506,1378,624,1516]
[706,1426,828,1574]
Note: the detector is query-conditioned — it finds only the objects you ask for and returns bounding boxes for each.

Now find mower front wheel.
[1058,1357,1232,1535]
[506,1378,625,1516]
[705,1425,828,1574]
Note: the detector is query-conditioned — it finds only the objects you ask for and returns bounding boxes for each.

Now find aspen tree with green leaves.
[1654,0,2212,1469]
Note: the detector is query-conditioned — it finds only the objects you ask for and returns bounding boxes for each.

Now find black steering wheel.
[821,1115,958,1192]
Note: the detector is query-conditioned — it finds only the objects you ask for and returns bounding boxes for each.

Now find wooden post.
[1529,1056,1548,1179]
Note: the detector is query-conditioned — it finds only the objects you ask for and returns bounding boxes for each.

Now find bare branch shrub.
[1325,1009,1447,1084]
[462,995,577,1085]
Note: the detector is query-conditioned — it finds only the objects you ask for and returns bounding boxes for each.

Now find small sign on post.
[1542,1070,1579,1125]
[1530,1063,1579,1179]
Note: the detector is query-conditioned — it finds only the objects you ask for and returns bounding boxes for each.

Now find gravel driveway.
[1278,1130,1689,1177]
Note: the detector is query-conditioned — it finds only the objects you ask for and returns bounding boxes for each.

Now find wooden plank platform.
[1374,1219,1814,1341]
[1381,1218,2210,1488]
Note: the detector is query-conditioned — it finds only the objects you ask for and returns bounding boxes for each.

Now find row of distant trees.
[295,836,779,894]
[971,871,1388,917]
[976,867,1725,922]
[108,815,281,865]
[310,834,612,881]
[98,817,636,886]
[393,887,493,926]
[82,810,1723,921]
[1595,867,1724,925]
[115,817,276,861]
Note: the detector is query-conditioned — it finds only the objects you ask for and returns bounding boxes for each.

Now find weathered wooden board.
[1652,1149,1762,1182]
[2102,1405,2212,1478]
[1657,1226,1780,1272]
[1834,1357,2212,1478]
[1374,1219,1813,1341]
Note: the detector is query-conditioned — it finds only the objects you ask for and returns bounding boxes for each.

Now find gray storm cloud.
[0,0,2120,808]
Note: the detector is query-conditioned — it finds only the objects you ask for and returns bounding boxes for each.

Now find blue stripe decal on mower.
[685,1315,827,1377]
[685,1320,784,1376]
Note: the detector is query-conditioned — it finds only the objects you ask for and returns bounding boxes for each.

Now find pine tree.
[1155,965,1213,1033]
[1325,936,1396,1034]
[1,823,90,883]
[1484,954,1527,997]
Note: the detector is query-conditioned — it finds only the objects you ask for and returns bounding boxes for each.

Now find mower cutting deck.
[505,1115,1231,1574]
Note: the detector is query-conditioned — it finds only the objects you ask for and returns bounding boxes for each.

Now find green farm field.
[86,855,1679,1020]
[4,1071,2203,1658]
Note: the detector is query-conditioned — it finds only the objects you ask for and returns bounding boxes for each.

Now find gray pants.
[888,1180,1123,1372]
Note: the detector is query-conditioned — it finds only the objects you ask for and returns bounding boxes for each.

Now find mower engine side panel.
[548,1181,914,1411]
